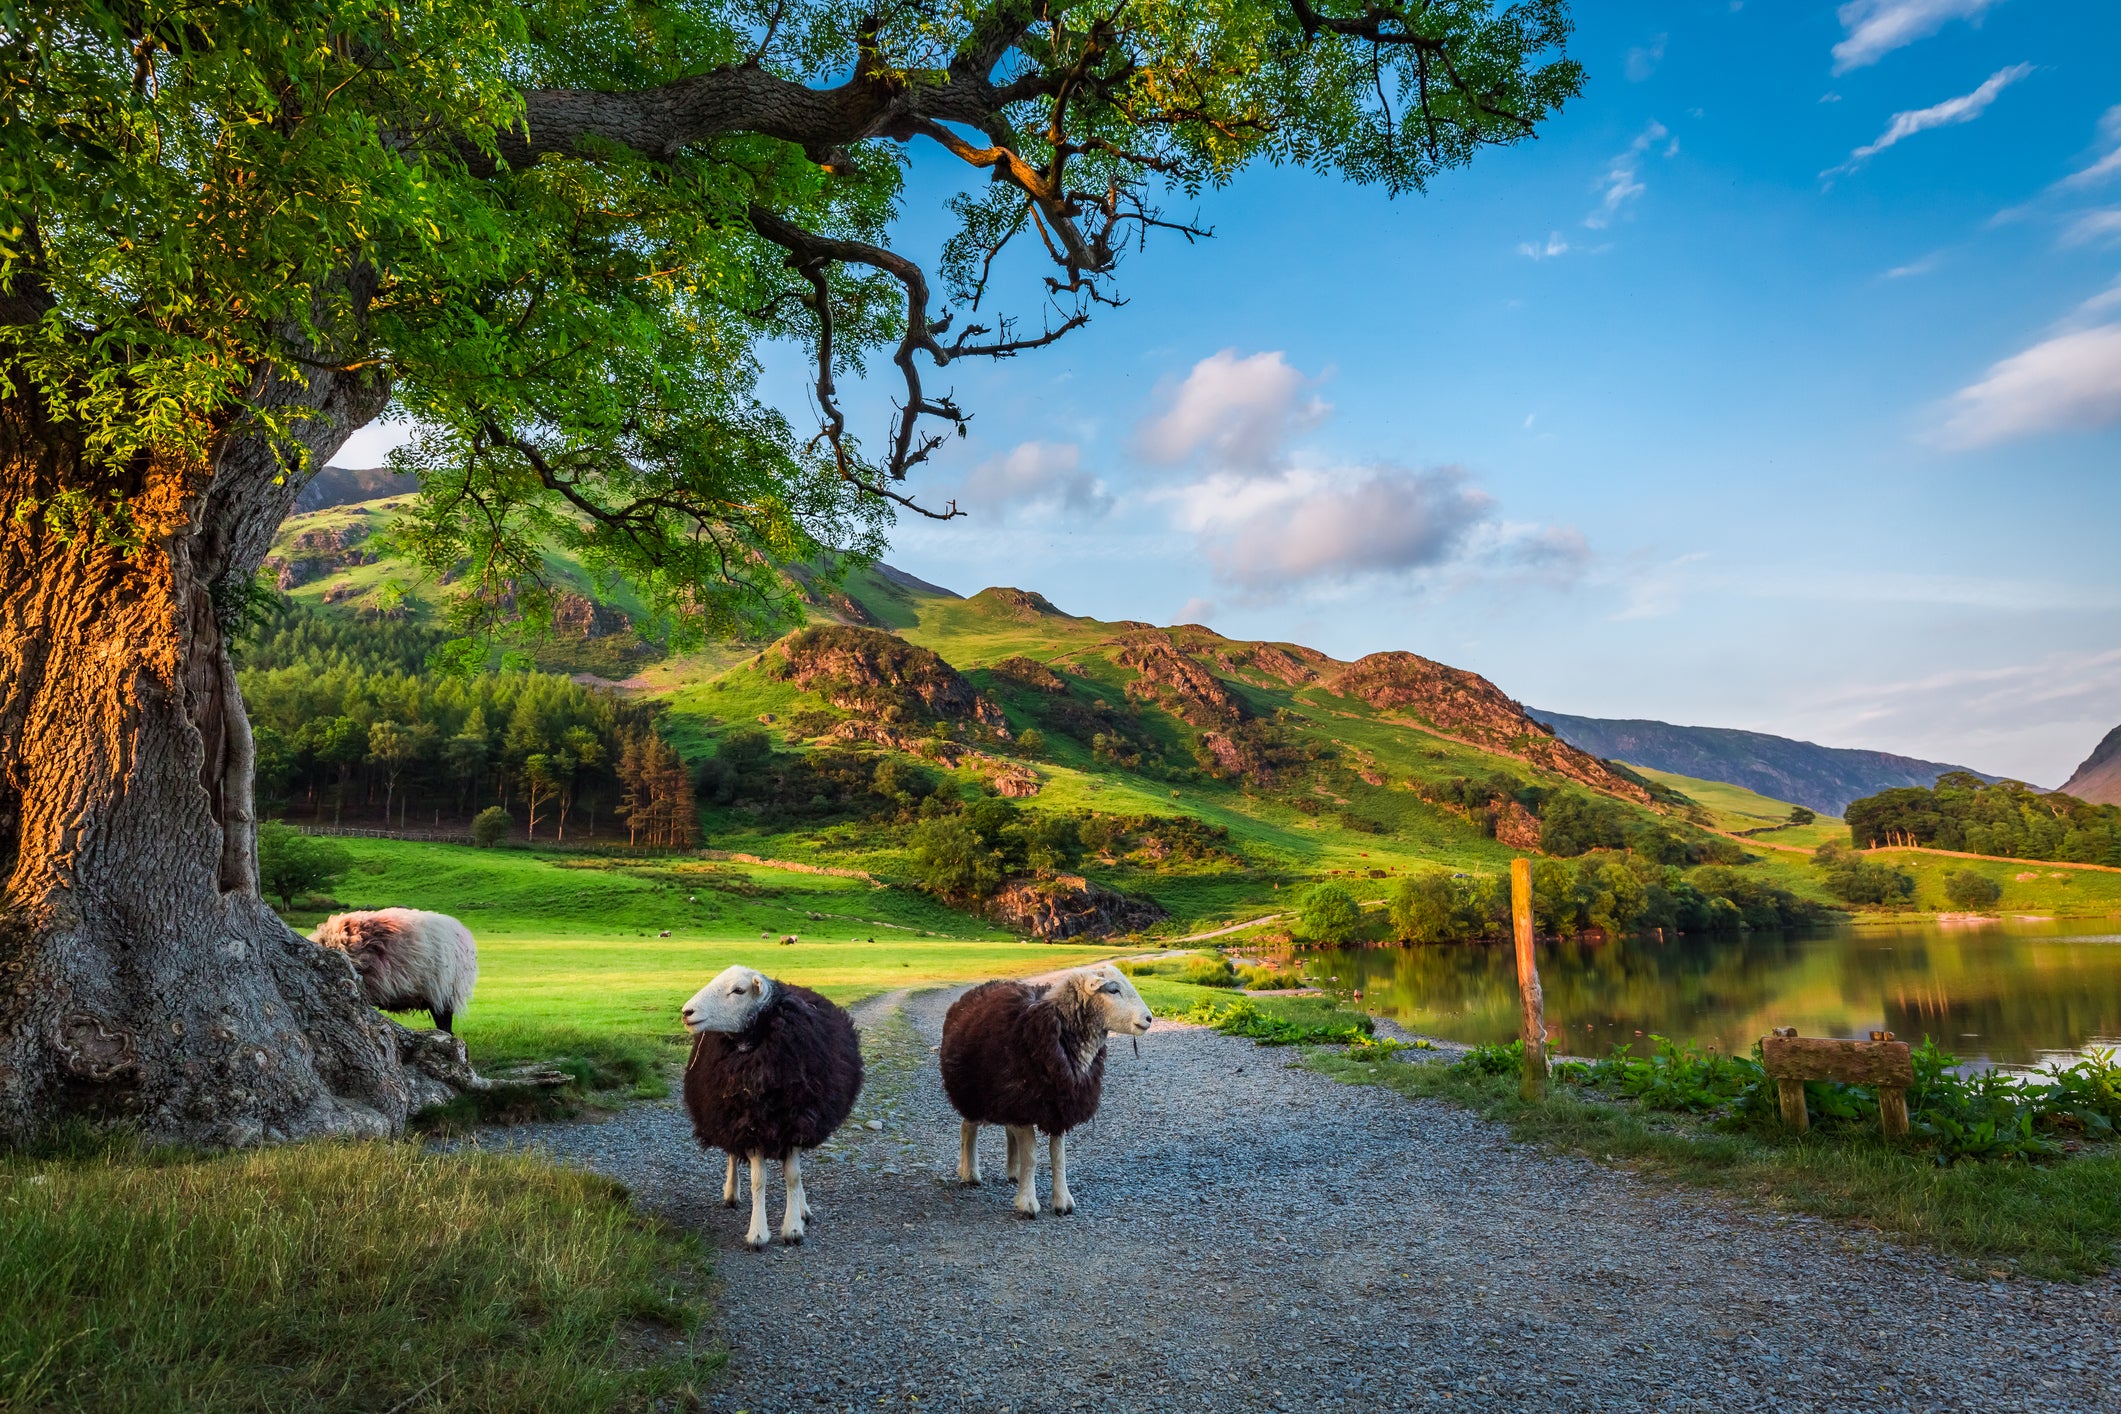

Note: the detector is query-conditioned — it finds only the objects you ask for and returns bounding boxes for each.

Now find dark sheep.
[681,965,863,1247]
[939,963,1152,1217]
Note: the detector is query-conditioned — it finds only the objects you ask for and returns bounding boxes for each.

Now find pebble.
[462,988,2121,1413]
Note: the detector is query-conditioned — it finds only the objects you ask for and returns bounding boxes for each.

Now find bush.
[1016,727,1046,758]
[1813,841,1914,906]
[256,823,352,910]
[1296,882,1362,945]
[471,806,513,848]
[1944,869,2003,910]
[909,814,1004,901]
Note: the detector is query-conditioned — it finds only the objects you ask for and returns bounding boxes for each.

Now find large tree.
[0,0,1579,1144]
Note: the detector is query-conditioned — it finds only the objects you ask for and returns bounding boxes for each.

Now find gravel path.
[466,990,2121,1412]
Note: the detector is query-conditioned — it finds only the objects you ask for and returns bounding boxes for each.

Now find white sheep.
[311,908,478,1033]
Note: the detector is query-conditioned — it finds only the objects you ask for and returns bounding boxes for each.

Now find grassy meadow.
[281,837,1121,1080]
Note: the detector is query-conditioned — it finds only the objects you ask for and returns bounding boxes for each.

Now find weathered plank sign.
[1760,1028,1913,1137]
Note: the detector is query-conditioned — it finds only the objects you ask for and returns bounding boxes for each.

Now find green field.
[1626,763,1848,848]
[283,838,1120,1076]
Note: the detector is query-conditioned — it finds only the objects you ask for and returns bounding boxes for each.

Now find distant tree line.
[1378,857,1822,944]
[1413,773,1747,865]
[1845,774,2121,866]
[239,659,695,848]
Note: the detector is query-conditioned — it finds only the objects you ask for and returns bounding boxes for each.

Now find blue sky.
[341,0,2121,784]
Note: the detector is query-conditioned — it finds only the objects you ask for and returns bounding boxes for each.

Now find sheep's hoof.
[1014,1204,1039,1220]
[780,1231,805,1246]
[744,1232,770,1251]
[722,1196,739,1209]
[1052,1197,1075,1216]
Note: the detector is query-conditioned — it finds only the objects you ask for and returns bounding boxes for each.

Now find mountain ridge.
[1529,710,2007,817]
[2060,725,2121,806]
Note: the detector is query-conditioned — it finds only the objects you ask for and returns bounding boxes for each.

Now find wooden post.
[1775,1078,1810,1133]
[1878,1086,1909,1138]
[1510,858,1545,1101]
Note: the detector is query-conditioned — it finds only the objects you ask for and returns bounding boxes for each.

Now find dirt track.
[473,989,2121,1412]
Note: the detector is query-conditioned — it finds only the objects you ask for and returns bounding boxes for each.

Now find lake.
[1306,917,2121,1069]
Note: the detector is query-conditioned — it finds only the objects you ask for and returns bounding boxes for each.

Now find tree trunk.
[0,360,461,1147]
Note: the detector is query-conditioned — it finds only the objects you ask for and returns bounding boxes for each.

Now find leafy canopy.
[5,0,1580,642]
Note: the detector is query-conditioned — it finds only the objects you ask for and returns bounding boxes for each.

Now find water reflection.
[1307,918,2121,1067]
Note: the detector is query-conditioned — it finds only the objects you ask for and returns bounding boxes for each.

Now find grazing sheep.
[311,908,477,1033]
[939,962,1152,1218]
[681,965,863,1248]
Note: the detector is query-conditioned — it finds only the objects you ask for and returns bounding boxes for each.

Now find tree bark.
[0,354,462,1146]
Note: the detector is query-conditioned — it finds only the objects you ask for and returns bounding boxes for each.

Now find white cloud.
[1175,465,1492,591]
[2081,276,2121,316]
[1133,350,1329,474]
[1176,597,1218,625]
[1585,122,1671,229]
[1625,34,1667,83]
[2059,104,2121,189]
[1883,253,1943,278]
[1793,648,2121,785]
[1831,0,2007,74]
[1938,323,2121,447]
[1831,64,2031,173]
[963,441,1113,516]
[2060,208,2121,247]
[1517,232,1571,260]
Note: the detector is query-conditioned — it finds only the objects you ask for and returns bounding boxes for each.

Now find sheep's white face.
[682,965,773,1034]
[1080,963,1153,1036]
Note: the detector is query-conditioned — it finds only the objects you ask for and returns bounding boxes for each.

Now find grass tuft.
[0,1139,717,1412]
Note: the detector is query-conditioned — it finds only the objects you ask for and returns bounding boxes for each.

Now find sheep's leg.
[780,1152,806,1245]
[1009,1125,1039,1218]
[958,1121,982,1185]
[722,1152,740,1208]
[1006,1126,1026,1184]
[744,1152,770,1249]
[1049,1131,1074,1216]
[432,1009,453,1035]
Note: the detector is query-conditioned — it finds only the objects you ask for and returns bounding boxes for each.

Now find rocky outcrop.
[773,625,1006,726]
[1330,652,1649,803]
[1493,800,1542,849]
[988,875,1166,940]
[990,656,1069,694]
[551,590,631,638]
[1113,632,1251,726]
[968,586,1072,619]
[266,522,380,589]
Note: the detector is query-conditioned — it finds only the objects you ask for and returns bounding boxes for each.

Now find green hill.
[248,497,1820,938]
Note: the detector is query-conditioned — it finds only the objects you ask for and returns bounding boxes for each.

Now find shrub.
[1016,727,1047,758]
[909,814,1004,901]
[256,823,353,910]
[1296,882,1362,945]
[1813,841,1914,906]
[471,806,513,848]
[1943,869,2003,910]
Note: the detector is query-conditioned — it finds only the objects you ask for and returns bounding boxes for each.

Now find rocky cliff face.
[2061,725,2121,806]
[1330,652,1650,802]
[266,522,380,589]
[774,624,1005,726]
[1113,632,1252,726]
[988,875,1166,940]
